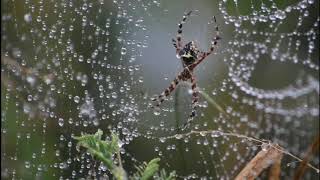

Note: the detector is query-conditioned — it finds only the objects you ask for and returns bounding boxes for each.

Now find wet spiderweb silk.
[1,0,319,179]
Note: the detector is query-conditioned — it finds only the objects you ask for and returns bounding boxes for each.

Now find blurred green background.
[1,0,319,179]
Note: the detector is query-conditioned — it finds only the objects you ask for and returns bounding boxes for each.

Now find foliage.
[74,130,176,180]
[133,158,161,180]
[155,169,176,180]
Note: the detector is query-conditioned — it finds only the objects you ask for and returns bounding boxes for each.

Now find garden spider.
[151,10,220,129]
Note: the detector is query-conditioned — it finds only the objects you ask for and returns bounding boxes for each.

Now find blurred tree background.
[1,0,319,179]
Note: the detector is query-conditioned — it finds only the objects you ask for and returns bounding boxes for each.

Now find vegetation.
[74,130,176,180]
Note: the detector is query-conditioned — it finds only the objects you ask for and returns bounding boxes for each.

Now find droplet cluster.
[1,0,319,179]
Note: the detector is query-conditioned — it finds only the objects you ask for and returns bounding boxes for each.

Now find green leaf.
[139,158,161,180]
[73,129,120,171]
[156,169,176,180]
[112,166,127,180]
[74,130,175,180]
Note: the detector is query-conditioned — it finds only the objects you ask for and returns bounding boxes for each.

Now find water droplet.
[118,139,124,148]
[24,13,32,23]
[203,139,209,146]
[12,48,21,58]
[25,161,31,168]
[234,20,241,27]
[175,134,183,139]
[211,131,222,137]
[58,118,64,127]
[261,143,269,151]
[154,146,159,152]
[26,76,36,86]
[78,55,84,62]
[27,95,33,102]
[159,137,166,143]
[153,107,161,116]
[55,150,60,157]
[59,162,67,169]
[121,47,127,55]
[138,77,144,83]
[74,96,80,103]
[200,131,206,136]
[275,10,286,20]
[111,92,118,99]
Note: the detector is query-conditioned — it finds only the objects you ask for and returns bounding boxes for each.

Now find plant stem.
[117,149,123,169]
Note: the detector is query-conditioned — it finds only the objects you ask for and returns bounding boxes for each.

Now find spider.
[151,10,220,129]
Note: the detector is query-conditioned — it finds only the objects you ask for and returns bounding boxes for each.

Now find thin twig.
[117,149,123,169]
[165,130,319,172]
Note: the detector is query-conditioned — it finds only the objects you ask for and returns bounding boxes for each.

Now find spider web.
[1,0,319,179]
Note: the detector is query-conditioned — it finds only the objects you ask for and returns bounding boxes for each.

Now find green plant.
[74,130,176,180]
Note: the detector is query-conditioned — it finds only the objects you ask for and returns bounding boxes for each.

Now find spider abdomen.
[182,56,196,66]
[179,41,198,67]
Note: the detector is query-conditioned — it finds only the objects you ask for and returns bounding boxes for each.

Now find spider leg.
[151,72,183,107]
[172,39,177,49]
[180,73,198,129]
[189,16,220,70]
[190,74,199,118]
[175,10,192,52]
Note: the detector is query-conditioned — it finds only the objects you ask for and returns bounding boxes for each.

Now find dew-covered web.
[1,0,319,179]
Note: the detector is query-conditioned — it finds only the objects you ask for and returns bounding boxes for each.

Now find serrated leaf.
[139,158,161,180]
[73,129,120,171]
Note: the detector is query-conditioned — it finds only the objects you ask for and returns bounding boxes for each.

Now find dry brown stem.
[235,144,283,180]
[294,134,320,180]
[268,149,283,180]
